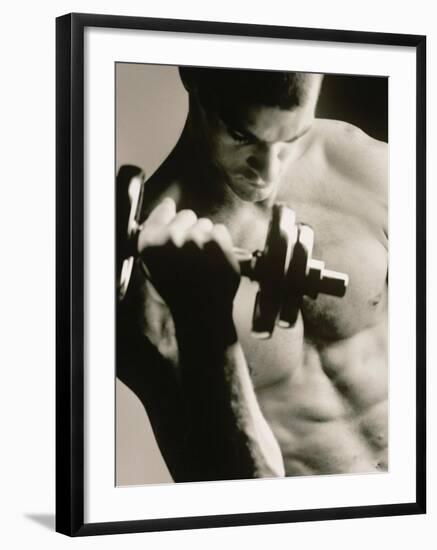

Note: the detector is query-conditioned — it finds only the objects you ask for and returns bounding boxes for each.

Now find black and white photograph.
[54,12,425,538]
[0,0,432,546]
[115,64,389,486]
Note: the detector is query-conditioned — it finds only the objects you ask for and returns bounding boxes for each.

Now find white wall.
[0,1,434,548]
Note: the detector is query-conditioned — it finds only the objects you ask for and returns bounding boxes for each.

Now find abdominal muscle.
[234,278,388,477]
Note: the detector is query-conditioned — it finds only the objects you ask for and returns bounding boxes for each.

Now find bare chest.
[293,200,388,340]
[226,194,387,381]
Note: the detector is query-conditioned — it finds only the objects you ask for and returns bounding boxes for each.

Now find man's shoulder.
[313,119,388,198]
[314,118,386,153]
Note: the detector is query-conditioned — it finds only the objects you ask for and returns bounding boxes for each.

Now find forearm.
[127,199,284,481]
[174,312,285,481]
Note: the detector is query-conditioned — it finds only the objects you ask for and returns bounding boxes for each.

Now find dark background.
[317,74,388,142]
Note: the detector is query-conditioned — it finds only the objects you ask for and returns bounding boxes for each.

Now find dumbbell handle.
[233,248,348,299]
[120,223,347,302]
[309,264,348,298]
[232,247,257,273]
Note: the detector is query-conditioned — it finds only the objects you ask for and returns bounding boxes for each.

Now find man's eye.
[227,127,251,144]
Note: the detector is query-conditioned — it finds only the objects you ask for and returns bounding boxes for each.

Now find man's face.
[201,99,317,202]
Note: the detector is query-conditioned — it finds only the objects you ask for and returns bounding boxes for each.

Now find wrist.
[173,305,237,349]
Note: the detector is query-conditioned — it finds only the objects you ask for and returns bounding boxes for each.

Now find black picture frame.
[56,12,426,537]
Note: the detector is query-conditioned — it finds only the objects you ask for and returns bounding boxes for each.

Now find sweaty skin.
[118,94,388,480]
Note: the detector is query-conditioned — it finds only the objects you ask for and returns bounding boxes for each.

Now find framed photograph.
[56,13,426,536]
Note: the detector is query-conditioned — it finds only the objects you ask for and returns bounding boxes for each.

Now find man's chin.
[229,177,274,202]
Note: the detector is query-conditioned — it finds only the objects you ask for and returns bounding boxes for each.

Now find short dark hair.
[179,66,319,122]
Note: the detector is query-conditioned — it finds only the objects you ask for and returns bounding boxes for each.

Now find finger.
[186,218,214,247]
[145,197,177,228]
[210,224,239,270]
[137,198,177,251]
[167,209,198,247]
[210,223,233,251]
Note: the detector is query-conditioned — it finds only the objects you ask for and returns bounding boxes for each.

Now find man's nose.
[247,143,282,183]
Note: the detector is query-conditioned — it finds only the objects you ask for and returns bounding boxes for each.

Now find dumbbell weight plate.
[116,165,146,301]
[279,223,314,328]
[251,205,296,338]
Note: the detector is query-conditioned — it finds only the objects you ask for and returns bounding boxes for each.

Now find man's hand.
[137,198,241,327]
[132,198,285,481]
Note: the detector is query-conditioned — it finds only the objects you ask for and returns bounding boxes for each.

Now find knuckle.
[189,219,213,241]
[167,227,184,247]
[177,208,197,222]
[137,227,153,251]
[196,217,213,227]
[137,227,166,251]
[147,198,175,224]
[211,223,230,240]
[213,223,227,232]
[189,232,207,248]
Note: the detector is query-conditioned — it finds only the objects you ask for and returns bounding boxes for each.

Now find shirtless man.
[117,67,388,482]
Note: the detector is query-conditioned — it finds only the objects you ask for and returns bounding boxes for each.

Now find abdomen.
[254,319,388,476]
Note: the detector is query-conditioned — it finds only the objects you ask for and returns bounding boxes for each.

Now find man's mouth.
[235,174,269,188]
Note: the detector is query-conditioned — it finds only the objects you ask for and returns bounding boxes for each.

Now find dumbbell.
[117,165,349,338]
